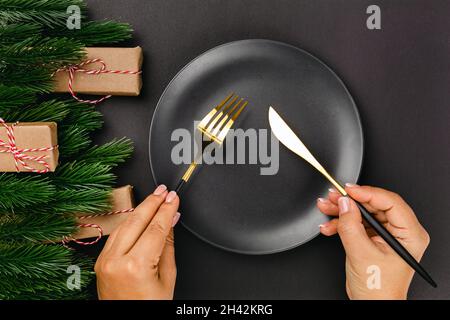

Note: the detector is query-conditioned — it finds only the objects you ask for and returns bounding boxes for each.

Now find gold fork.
[174,93,249,192]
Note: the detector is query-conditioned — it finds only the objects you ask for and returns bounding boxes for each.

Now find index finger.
[130,191,179,263]
[108,184,168,255]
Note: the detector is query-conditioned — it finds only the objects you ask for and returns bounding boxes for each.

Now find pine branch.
[0,213,75,243]
[53,161,115,189]
[0,243,72,278]
[0,65,53,92]
[0,0,137,300]
[0,84,36,111]
[0,0,85,11]
[57,102,105,156]
[52,187,112,214]
[1,98,103,131]
[0,98,99,157]
[49,20,133,45]
[0,36,85,67]
[2,99,69,122]
[2,275,92,299]
[0,23,41,45]
[0,0,86,28]
[77,138,133,167]
[0,175,55,211]
[60,100,103,131]
[0,243,92,300]
[58,124,91,156]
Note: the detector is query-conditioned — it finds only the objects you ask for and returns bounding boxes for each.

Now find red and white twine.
[62,208,135,246]
[53,58,142,104]
[0,118,58,173]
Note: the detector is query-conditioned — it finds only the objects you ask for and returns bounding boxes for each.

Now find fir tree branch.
[1,274,93,300]
[0,243,73,278]
[0,0,86,28]
[58,124,91,156]
[0,65,53,92]
[0,36,85,67]
[0,175,55,210]
[0,0,85,11]
[0,243,92,300]
[60,100,103,131]
[52,187,112,214]
[0,20,132,47]
[2,99,69,122]
[0,0,136,300]
[53,161,116,189]
[0,84,37,111]
[1,98,103,131]
[0,23,41,45]
[49,20,133,45]
[0,213,75,243]
[77,137,133,167]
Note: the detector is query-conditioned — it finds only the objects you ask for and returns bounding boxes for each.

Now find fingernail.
[338,197,350,215]
[319,223,328,229]
[165,191,177,203]
[317,198,329,204]
[345,183,359,188]
[153,184,167,195]
[172,212,181,227]
[328,188,338,193]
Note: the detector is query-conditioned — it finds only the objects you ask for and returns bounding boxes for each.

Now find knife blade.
[268,106,345,195]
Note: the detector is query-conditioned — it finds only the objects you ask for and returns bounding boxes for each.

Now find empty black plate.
[149,39,363,254]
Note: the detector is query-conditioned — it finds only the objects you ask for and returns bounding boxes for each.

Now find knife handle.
[351,198,437,288]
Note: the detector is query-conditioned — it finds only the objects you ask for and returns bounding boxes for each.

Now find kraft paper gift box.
[53,47,143,96]
[73,185,135,240]
[0,122,58,172]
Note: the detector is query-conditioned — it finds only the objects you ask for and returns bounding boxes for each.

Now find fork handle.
[352,198,437,288]
[174,179,186,193]
[174,162,198,193]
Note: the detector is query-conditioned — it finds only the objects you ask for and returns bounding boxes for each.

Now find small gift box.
[0,120,58,173]
[72,185,135,240]
[53,47,143,98]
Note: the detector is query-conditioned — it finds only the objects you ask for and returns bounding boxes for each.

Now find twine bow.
[62,208,135,246]
[0,118,58,173]
[54,58,142,105]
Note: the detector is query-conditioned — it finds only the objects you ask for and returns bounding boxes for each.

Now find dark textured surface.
[83,0,450,299]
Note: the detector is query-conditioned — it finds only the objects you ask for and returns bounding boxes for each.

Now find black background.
[82,0,450,299]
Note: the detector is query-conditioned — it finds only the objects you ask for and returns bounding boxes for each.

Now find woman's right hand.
[95,184,180,300]
[317,184,430,300]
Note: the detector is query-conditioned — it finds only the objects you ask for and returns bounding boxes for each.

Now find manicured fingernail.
[165,191,177,203]
[172,212,181,227]
[317,198,329,204]
[345,183,359,188]
[328,188,338,193]
[153,184,167,195]
[338,197,350,215]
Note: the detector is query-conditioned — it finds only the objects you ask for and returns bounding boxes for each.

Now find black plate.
[149,39,363,254]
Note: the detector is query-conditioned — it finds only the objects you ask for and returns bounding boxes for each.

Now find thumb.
[337,197,377,258]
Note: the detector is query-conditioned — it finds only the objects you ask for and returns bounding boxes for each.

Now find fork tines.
[197,93,249,144]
